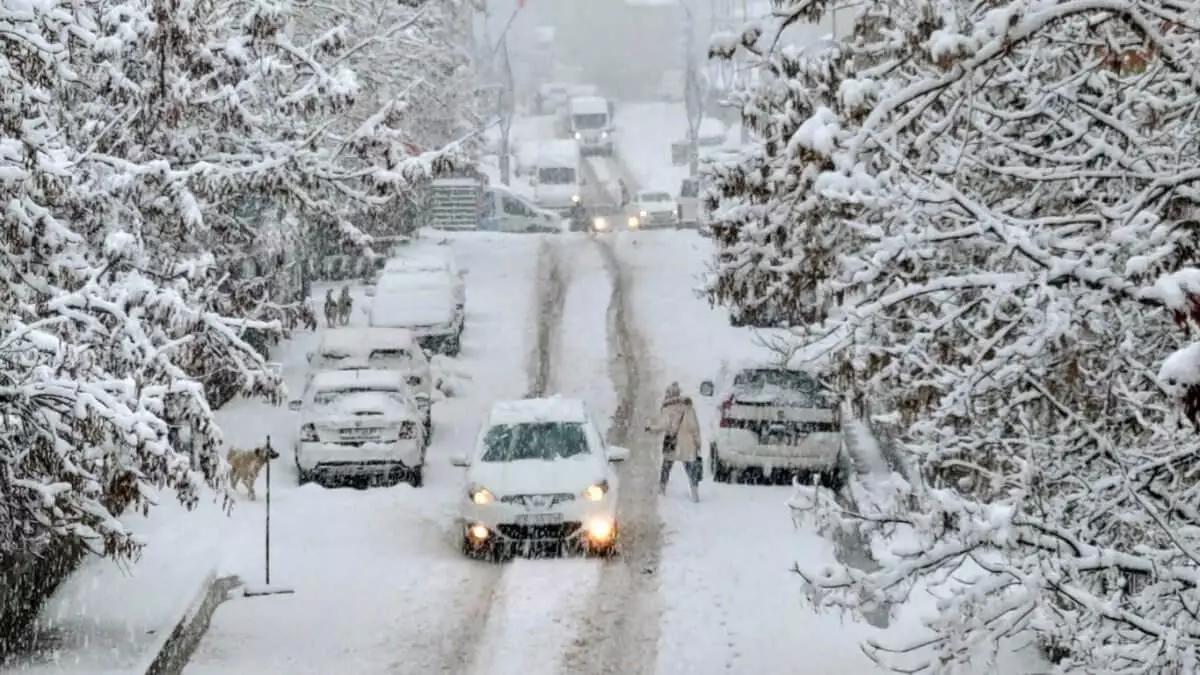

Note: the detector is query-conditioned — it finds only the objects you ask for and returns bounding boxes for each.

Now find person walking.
[646,382,703,502]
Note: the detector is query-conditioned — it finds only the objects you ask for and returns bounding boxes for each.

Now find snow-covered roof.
[318,327,417,353]
[310,369,409,391]
[377,269,454,293]
[536,140,580,165]
[488,397,588,426]
[568,96,608,115]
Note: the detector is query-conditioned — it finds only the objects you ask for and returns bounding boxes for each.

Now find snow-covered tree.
[1,0,463,564]
[709,0,1200,671]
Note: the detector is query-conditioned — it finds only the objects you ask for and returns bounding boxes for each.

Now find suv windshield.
[537,167,576,184]
[313,387,403,406]
[480,422,591,462]
[679,180,698,198]
[640,192,671,202]
[572,114,607,129]
[733,369,832,406]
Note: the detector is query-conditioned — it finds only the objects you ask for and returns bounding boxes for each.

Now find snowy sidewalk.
[1,498,231,675]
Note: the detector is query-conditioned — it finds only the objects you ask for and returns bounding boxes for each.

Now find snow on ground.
[462,234,615,675]
[183,234,545,674]
[2,500,229,675]
[609,230,889,674]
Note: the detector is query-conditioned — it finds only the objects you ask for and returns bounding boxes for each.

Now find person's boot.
[689,483,699,503]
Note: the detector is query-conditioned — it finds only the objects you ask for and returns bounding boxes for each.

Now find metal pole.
[265,446,272,586]
[499,38,514,185]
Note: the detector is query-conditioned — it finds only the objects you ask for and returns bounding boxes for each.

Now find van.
[480,185,562,233]
[531,140,583,214]
[568,96,613,156]
[306,327,434,432]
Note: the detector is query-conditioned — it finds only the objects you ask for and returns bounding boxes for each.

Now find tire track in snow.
[443,236,572,674]
[559,233,664,675]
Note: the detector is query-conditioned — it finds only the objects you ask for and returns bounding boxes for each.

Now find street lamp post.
[681,0,703,177]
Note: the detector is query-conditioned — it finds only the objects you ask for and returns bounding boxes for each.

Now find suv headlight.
[571,194,581,203]
[639,210,648,217]
[583,480,609,502]
[574,132,582,140]
[469,485,494,505]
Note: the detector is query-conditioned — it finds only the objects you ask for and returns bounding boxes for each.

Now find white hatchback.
[289,369,429,487]
[450,397,630,559]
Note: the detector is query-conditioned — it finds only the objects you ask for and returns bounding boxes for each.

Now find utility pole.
[498,38,515,185]
[682,0,703,177]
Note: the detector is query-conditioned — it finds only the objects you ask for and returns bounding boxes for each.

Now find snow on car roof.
[568,96,608,114]
[383,257,451,273]
[377,270,454,293]
[318,327,417,352]
[310,369,409,391]
[488,397,588,426]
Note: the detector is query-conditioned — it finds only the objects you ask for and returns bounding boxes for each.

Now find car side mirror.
[607,446,630,463]
[699,381,715,397]
[450,454,471,467]
[287,400,303,411]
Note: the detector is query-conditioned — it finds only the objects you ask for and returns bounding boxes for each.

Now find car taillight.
[398,421,417,439]
[719,397,734,428]
[300,424,318,442]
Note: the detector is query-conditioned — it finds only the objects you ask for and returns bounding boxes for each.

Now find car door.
[500,195,528,232]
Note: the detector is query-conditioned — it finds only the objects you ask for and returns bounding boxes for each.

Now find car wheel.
[711,445,731,483]
[408,466,424,488]
[297,469,314,486]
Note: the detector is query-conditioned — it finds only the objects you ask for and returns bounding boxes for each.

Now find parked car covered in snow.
[450,397,629,559]
[699,367,847,488]
[378,250,466,309]
[289,369,429,487]
[370,271,465,356]
[629,190,677,229]
[306,327,433,434]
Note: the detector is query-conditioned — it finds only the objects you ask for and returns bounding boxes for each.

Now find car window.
[640,192,671,202]
[733,370,832,406]
[537,167,575,184]
[369,348,411,361]
[482,195,496,218]
[313,386,404,406]
[480,422,591,462]
[679,180,698,198]
[320,350,351,361]
[502,196,528,216]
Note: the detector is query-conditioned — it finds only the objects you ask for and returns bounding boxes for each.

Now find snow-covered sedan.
[450,397,630,559]
[288,369,429,487]
[699,367,847,488]
[369,271,464,356]
[629,190,677,229]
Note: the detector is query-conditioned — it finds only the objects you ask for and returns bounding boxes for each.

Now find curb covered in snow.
[140,571,241,675]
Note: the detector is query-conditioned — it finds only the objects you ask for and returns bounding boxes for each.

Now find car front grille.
[496,522,582,540]
[499,493,576,508]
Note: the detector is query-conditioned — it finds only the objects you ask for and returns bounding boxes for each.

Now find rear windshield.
[480,422,590,462]
[369,348,411,362]
[313,386,403,406]
[733,370,832,406]
[572,113,607,129]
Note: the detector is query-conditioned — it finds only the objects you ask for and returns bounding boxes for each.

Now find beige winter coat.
[646,397,702,463]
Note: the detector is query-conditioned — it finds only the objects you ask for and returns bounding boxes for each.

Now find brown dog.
[226,440,281,501]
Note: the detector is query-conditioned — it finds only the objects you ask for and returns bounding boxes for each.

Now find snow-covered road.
[184,235,546,675]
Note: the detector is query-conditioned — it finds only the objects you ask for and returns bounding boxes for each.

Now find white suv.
[450,397,630,560]
[289,369,429,487]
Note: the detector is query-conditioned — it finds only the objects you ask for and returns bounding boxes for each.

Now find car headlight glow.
[639,210,647,217]
[601,131,609,138]
[571,194,581,203]
[585,518,615,542]
[470,486,494,505]
[627,216,640,228]
[583,480,609,501]
[593,217,608,230]
[574,132,581,140]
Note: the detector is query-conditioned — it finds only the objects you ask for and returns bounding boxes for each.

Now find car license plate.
[342,427,382,439]
[516,513,563,526]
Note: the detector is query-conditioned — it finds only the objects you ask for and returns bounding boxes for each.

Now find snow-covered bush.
[709,0,1200,671]
[1,0,467,565]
